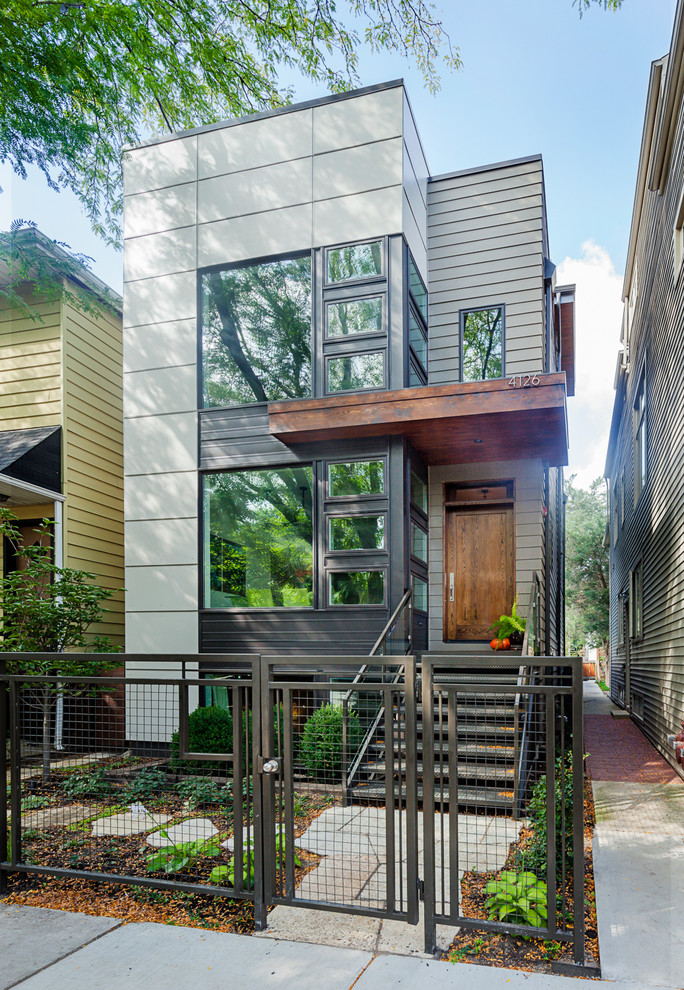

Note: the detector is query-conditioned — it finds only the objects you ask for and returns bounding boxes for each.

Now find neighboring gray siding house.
[122,80,574,691]
[605,0,684,777]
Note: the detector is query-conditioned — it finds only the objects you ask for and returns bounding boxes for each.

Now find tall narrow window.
[461,306,504,381]
[201,254,312,407]
[630,563,643,640]
[203,468,313,608]
[634,369,646,503]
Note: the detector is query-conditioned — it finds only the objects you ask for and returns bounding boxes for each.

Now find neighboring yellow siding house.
[0,231,124,647]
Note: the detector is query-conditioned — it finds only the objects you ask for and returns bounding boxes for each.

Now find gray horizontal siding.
[607,72,684,777]
[426,158,544,386]
[200,608,389,655]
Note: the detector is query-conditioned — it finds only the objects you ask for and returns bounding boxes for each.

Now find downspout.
[53,500,65,752]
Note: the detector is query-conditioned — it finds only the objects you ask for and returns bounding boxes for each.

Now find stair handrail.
[342,588,412,805]
[513,573,541,817]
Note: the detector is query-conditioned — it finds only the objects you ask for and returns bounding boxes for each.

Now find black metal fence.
[1,653,585,963]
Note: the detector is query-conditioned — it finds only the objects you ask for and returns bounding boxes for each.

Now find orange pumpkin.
[490,638,503,650]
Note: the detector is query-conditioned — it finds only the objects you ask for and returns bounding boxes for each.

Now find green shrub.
[299,703,363,782]
[170,706,234,770]
[526,752,577,876]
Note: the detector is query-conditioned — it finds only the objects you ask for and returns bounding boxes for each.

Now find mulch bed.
[442,775,599,977]
[3,761,328,934]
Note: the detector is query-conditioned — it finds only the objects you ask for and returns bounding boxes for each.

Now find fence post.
[422,657,437,954]
[252,655,267,931]
[9,678,21,867]
[0,658,7,892]
[571,658,586,966]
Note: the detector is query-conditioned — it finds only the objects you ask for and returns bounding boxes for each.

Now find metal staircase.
[343,575,544,817]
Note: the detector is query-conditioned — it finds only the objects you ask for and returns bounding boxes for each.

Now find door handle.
[449,573,454,602]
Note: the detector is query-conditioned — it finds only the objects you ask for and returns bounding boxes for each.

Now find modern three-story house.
[122,81,574,686]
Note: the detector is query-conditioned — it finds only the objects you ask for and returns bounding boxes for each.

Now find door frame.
[442,480,515,642]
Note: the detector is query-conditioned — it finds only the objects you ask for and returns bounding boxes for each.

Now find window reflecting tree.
[461,307,503,381]
[202,255,311,407]
[205,468,313,607]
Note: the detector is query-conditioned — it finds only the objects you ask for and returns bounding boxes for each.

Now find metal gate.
[421,655,585,965]
[1,652,584,964]
[256,655,419,927]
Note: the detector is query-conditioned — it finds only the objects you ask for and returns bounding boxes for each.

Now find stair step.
[349,782,515,810]
[367,741,516,760]
[359,760,514,782]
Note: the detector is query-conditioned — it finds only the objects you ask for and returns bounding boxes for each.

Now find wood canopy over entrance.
[268,373,568,466]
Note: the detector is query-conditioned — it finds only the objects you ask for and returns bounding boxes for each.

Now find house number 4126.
[508,374,540,388]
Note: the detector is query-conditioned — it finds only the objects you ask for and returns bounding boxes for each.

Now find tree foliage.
[0,0,459,247]
[565,477,610,651]
[0,510,120,779]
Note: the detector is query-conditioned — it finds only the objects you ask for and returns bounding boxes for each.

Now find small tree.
[565,477,610,652]
[0,510,121,779]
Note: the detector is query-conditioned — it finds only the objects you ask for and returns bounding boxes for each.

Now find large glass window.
[327,352,384,392]
[409,310,427,369]
[201,255,312,407]
[461,306,503,381]
[329,571,385,606]
[410,470,428,514]
[203,467,313,608]
[326,297,383,337]
[328,460,385,497]
[329,515,385,551]
[326,241,383,283]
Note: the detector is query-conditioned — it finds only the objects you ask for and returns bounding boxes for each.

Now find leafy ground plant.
[61,769,109,799]
[484,870,548,928]
[174,778,232,810]
[209,832,301,888]
[122,767,166,803]
[145,832,221,875]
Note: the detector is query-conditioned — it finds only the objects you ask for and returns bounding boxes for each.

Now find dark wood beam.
[269,373,569,466]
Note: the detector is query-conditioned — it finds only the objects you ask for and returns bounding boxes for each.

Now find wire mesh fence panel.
[0,656,257,905]
[260,656,418,923]
[422,656,585,963]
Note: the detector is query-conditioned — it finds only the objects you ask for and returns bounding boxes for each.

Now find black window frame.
[629,561,643,641]
[198,249,314,412]
[459,304,506,383]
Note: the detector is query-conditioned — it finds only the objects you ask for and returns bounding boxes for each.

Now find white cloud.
[556,241,623,488]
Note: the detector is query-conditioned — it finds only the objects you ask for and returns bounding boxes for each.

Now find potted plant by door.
[488,598,526,651]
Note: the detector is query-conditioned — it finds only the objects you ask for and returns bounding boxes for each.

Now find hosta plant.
[145,832,221,874]
[209,831,301,888]
[484,870,548,928]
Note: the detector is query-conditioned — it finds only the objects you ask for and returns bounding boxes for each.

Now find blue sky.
[0,0,677,481]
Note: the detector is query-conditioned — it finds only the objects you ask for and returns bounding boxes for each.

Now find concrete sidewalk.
[0,903,680,990]
[584,681,684,989]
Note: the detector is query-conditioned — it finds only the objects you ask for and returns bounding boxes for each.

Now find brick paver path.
[584,713,682,783]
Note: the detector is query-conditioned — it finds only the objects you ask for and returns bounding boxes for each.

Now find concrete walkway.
[584,680,684,989]
[0,903,679,990]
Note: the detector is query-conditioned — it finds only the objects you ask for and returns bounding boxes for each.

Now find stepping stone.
[146,818,218,847]
[20,804,91,829]
[92,811,171,837]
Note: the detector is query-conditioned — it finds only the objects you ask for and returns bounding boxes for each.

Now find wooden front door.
[444,504,514,640]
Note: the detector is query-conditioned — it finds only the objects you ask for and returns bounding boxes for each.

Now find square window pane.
[329,571,385,605]
[329,515,385,550]
[327,297,383,337]
[203,468,313,608]
[462,307,503,381]
[329,460,385,497]
[409,255,428,321]
[412,575,428,612]
[411,522,428,562]
[327,241,383,282]
[201,256,311,407]
[410,470,427,513]
[409,310,427,367]
[327,352,384,392]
